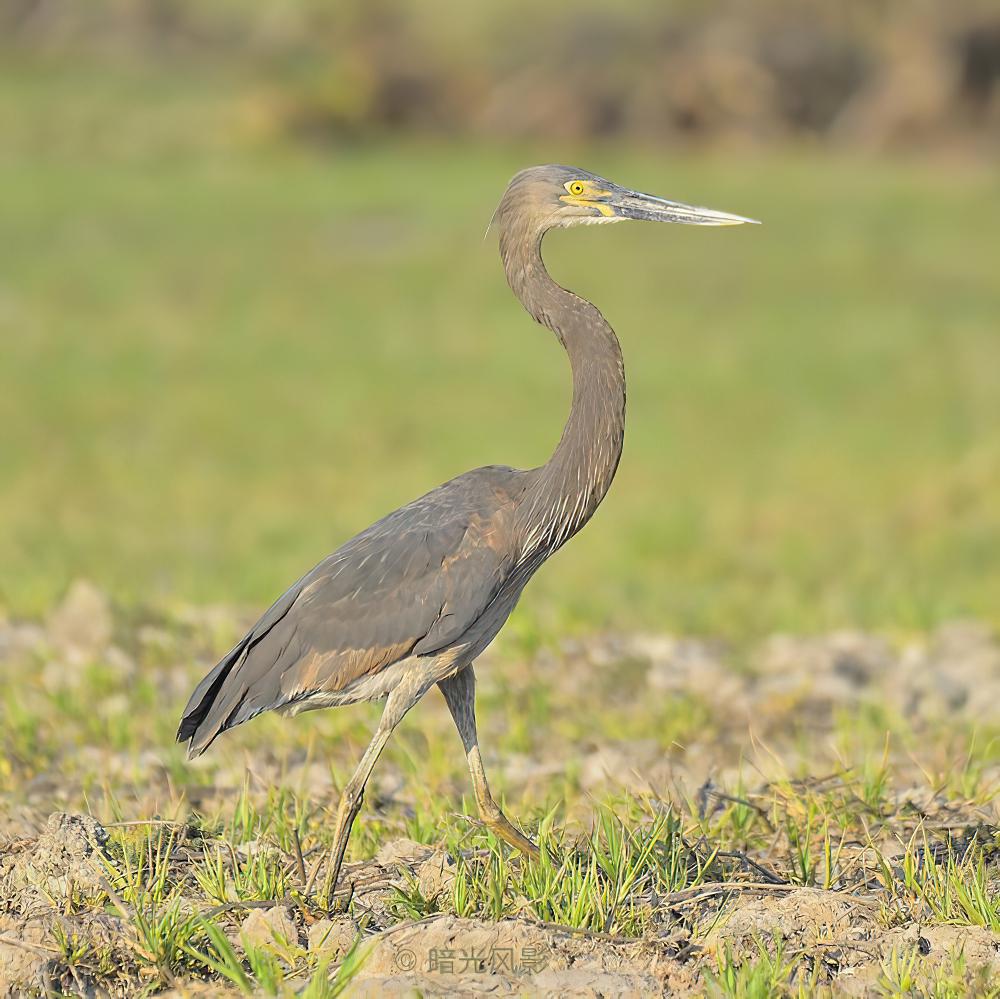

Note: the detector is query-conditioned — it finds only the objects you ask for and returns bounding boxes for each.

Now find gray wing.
[177,465,524,756]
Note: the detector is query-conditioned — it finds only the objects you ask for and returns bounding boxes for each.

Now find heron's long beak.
[609,188,759,227]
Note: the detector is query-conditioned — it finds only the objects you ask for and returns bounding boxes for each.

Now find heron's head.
[493,164,758,237]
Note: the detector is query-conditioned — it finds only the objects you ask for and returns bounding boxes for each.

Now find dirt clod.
[11,813,110,899]
[706,888,863,958]
[0,916,52,998]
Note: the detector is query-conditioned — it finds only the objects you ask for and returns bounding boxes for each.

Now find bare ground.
[2,583,1000,996]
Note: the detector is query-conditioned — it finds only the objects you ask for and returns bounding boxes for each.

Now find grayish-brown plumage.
[178,164,757,895]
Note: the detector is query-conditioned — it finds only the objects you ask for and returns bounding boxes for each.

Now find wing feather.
[177,466,523,756]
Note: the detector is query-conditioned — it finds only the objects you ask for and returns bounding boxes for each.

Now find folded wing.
[177,466,522,756]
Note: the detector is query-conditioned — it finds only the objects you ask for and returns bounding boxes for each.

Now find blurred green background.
[2,0,999,638]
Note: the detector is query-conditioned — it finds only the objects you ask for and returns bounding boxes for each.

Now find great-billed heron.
[178,165,756,894]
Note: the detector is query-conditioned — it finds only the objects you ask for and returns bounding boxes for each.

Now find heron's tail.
[177,580,305,757]
[176,637,254,758]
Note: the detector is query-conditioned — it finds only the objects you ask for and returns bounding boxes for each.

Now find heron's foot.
[482,807,543,862]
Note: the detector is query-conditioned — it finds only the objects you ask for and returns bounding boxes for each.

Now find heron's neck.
[502,228,626,555]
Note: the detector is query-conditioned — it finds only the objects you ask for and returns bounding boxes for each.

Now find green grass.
[2,594,998,993]
[1,62,999,637]
[18,753,999,994]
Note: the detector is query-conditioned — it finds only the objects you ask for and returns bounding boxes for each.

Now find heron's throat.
[502,228,626,557]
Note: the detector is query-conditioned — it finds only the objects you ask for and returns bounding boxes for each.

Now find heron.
[177,164,756,894]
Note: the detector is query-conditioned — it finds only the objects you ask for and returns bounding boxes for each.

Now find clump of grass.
[183,919,369,998]
[704,937,809,998]
[96,826,209,984]
[107,825,181,906]
[129,899,209,984]
[388,868,443,920]
[890,834,1000,931]
[194,841,291,904]
[451,801,715,934]
[873,944,998,998]
[877,945,922,998]
[49,923,119,987]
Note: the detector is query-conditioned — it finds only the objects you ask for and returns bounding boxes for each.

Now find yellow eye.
[568,181,585,196]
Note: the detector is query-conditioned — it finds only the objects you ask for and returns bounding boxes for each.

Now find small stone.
[416,851,457,901]
[137,624,175,651]
[47,580,113,666]
[375,838,434,868]
[99,693,130,717]
[104,645,137,682]
[0,621,47,665]
[240,905,299,950]
[308,917,359,960]
[579,741,660,792]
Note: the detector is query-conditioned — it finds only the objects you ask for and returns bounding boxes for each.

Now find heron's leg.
[314,683,420,902]
[439,665,540,860]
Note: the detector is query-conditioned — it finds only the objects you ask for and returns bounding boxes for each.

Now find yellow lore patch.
[560,179,615,216]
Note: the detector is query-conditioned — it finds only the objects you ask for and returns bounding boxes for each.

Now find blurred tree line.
[4,0,1000,149]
